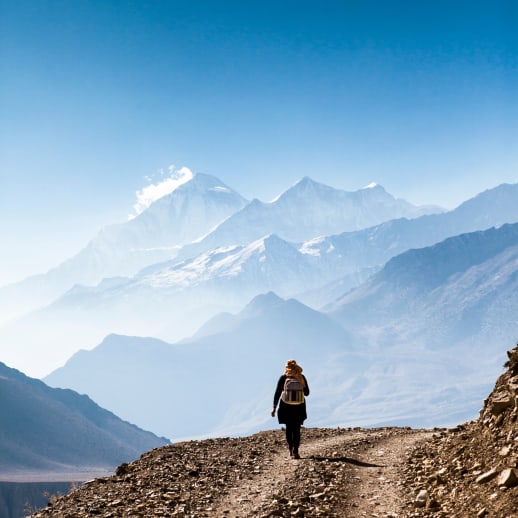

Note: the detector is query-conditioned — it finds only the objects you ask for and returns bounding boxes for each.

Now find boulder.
[476,468,498,484]
[497,468,518,488]
[489,394,514,415]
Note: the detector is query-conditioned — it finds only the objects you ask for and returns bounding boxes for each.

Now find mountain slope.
[328,222,518,359]
[405,343,518,516]
[0,362,168,477]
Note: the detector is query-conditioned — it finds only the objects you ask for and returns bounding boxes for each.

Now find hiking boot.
[288,445,294,457]
[293,448,300,459]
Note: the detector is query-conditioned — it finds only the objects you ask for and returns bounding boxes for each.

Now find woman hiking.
[271,359,310,459]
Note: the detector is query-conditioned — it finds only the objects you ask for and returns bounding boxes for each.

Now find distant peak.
[246,233,291,253]
[297,175,316,185]
[362,182,378,189]
[270,176,329,203]
[242,291,285,315]
[293,176,322,189]
[190,172,226,186]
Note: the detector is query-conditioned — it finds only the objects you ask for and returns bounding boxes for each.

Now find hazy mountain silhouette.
[45,293,360,440]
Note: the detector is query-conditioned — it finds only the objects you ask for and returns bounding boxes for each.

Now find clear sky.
[1,0,517,285]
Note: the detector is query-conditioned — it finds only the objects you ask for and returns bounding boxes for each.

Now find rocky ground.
[31,346,518,517]
[31,427,433,517]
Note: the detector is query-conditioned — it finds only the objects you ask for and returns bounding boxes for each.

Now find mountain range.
[0,173,247,324]
[0,175,447,376]
[3,181,518,378]
[172,177,443,262]
[1,173,518,444]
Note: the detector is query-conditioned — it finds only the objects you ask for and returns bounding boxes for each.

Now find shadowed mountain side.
[0,362,168,478]
[45,293,361,440]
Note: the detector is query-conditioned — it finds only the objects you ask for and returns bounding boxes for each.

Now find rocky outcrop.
[404,343,518,516]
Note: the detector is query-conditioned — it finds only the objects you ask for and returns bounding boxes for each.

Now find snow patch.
[209,186,232,193]
[299,236,326,256]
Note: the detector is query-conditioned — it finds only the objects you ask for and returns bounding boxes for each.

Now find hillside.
[0,361,168,478]
[405,343,518,516]
[31,344,518,517]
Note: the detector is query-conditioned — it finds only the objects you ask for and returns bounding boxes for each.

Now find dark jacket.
[273,374,310,425]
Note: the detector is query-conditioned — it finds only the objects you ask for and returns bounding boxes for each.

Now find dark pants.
[285,422,301,449]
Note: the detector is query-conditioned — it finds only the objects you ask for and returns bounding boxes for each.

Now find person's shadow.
[309,455,384,468]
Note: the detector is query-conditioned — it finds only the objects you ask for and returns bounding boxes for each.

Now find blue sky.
[1,0,517,284]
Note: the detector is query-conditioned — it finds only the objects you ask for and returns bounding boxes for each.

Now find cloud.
[129,165,194,220]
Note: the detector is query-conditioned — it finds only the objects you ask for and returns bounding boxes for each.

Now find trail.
[31,427,435,518]
[214,428,433,517]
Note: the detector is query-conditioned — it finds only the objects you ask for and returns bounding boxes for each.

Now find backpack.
[281,376,305,405]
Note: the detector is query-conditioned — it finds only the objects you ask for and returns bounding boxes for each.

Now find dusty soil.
[215,427,433,517]
[31,427,432,517]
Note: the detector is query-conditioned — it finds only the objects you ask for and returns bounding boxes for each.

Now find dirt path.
[214,428,433,517]
[31,427,435,518]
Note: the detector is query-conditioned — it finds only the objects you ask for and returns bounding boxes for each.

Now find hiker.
[271,359,310,459]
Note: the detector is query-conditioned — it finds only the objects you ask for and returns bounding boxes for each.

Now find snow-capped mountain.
[0,175,435,327]
[0,173,247,324]
[175,177,443,261]
[93,172,248,275]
